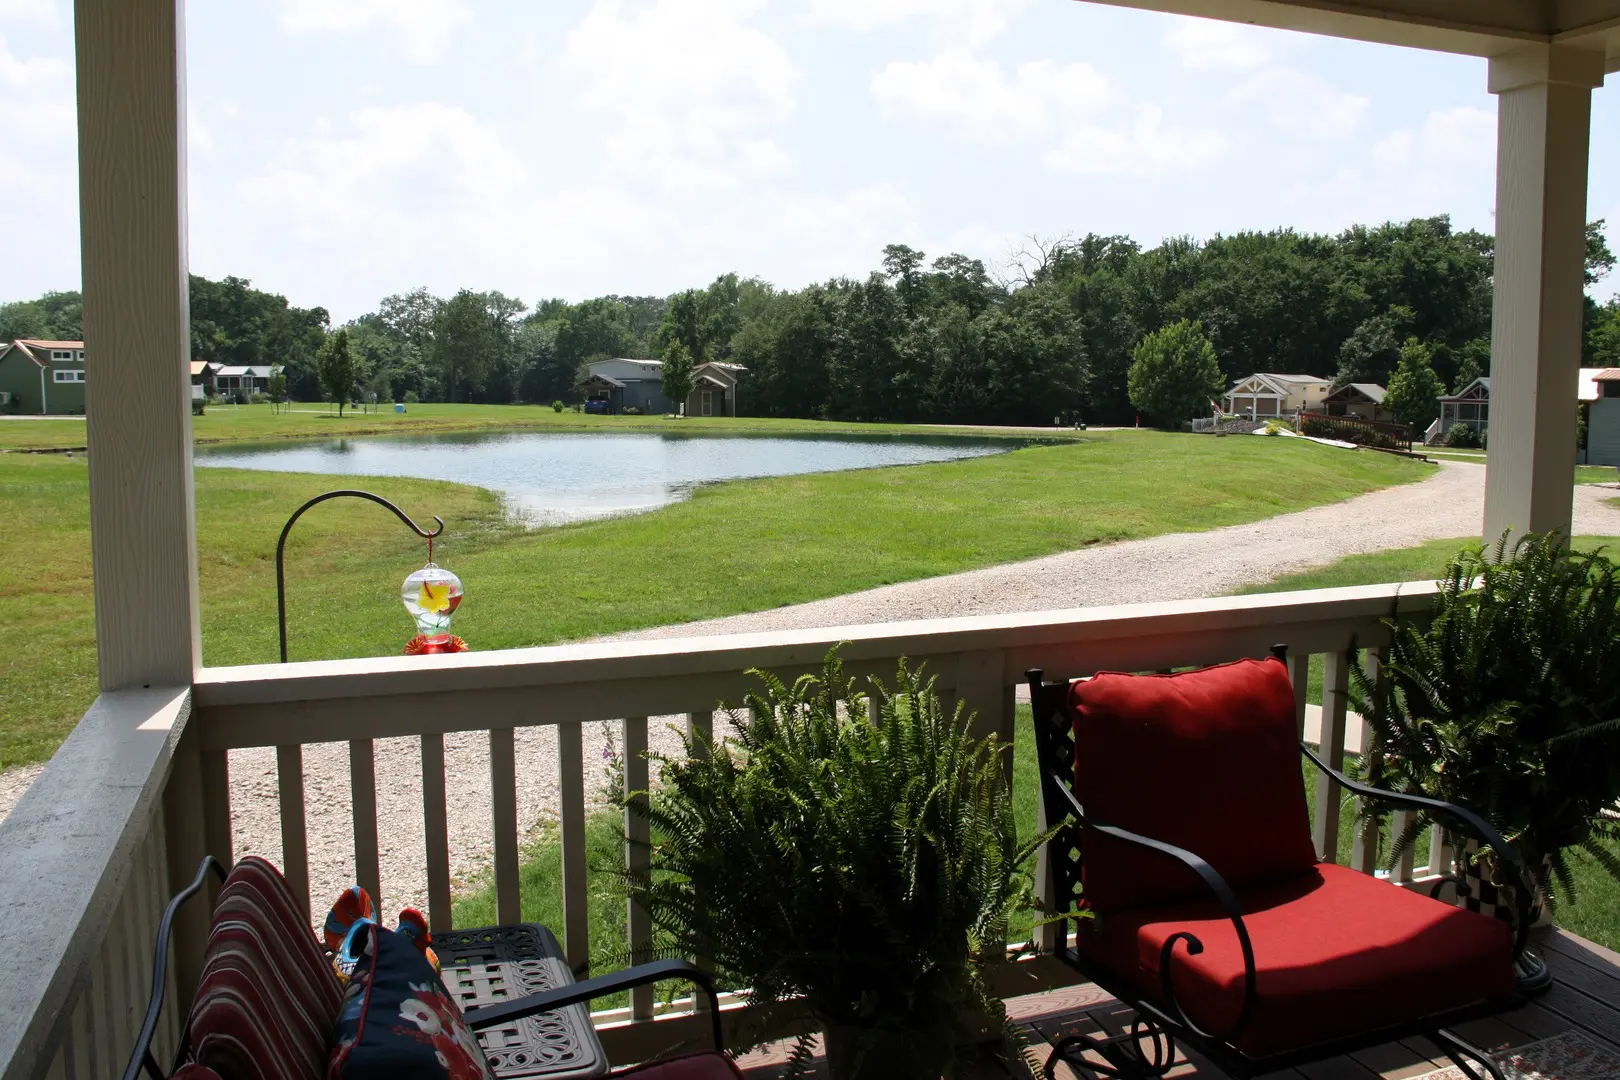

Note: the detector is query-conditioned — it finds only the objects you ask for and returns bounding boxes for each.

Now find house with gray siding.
[0,339,87,414]
[583,357,745,416]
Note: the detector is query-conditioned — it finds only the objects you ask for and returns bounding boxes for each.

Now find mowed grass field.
[0,430,1431,768]
[0,402,1093,452]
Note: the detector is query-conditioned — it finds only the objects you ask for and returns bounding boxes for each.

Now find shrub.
[1446,422,1480,448]
[628,653,1043,1079]
[250,392,269,405]
[1127,319,1225,427]
[1356,533,1620,911]
[403,390,420,405]
[1263,419,1290,436]
[552,399,565,412]
[572,403,583,413]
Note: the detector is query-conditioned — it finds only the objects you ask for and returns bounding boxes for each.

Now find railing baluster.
[276,744,311,916]
[686,710,713,759]
[420,733,453,932]
[685,711,713,1012]
[1349,651,1381,875]
[558,720,589,973]
[1429,822,1452,882]
[623,717,653,1020]
[489,727,521,925]
[1313,650,1352,863]
[1391,811,1418,883]
[350,739,382,911]
[1286,652,1310,740]
[201,749,232,866]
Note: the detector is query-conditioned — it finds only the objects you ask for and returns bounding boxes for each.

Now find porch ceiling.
[1077,0,1620,67]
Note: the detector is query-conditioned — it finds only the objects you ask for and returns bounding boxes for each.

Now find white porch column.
[76,0,200,689]
[1482,45,1605,545]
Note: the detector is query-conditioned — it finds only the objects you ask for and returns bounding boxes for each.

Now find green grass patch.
[1,432,1429,768]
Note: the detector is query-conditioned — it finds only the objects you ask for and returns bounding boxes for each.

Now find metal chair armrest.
[464,958,724,1052]
[1301,741,1533,958]
[1047,781,1258,1042]
[123,855,229,1080]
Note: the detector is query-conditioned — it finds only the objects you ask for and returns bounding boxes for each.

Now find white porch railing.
[0,582,1446,1080]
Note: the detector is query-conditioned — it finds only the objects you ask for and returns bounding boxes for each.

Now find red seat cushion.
[189,857,343,1080]
[611,1052,745,1078]
[1070,657,1317,913]
[1076,864,1516,1057]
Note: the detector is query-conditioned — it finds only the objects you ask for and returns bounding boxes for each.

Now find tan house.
[1222,373,1332,418]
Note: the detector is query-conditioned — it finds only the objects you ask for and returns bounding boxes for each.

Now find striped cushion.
[189,857,343,1080]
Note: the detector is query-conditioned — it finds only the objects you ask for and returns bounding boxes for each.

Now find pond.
[194,431,1019,525]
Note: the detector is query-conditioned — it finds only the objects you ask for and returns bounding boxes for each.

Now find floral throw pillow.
[327,925,493,1080]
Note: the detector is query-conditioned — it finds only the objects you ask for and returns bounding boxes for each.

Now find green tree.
[266,367,287,414]
[1384,337,1444,430]
[658,290,708,363]
[661,341,696,414]
[317,328,357,416]
[1126,319,1223,426]
[1335,307,1413,388]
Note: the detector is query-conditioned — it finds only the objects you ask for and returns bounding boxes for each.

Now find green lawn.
[1421,446,1615,485]
[0,403,1090,452]
[1239,536,1620,951]
[1,431,1430,768]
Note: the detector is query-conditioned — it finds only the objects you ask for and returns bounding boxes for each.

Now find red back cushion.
[1071,657,1317,913]
[189,857,343,1080]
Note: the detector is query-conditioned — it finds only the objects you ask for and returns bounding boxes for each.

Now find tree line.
[2,214,1616,426]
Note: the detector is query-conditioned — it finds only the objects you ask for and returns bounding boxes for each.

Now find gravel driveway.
[6,460,1620,922]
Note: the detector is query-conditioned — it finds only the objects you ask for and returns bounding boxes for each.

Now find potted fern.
[624,652,1043,1080]
[1354,532,1620,984]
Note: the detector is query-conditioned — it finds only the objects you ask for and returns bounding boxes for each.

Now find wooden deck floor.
[734,928,1620,1079]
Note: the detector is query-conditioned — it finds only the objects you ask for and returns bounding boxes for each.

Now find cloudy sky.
[2,0,1617,321]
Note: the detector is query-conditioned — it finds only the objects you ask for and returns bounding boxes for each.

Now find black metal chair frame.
[1025,645,1534,1080]
[124,857,725,1080]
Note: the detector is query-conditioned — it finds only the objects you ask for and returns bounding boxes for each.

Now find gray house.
[583,357,745,416]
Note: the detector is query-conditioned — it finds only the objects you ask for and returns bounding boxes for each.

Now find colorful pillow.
[1070,657,1318,913]
[328,924,493,1080]
[188,857,343,1080]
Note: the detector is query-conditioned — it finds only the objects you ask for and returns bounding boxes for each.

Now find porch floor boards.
[730,928,1620,1079]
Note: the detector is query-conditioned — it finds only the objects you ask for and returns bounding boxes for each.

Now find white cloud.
[1229,68,1369,140]
[564,0,801,192]
[0,35,65,87]
[272,0,471,63]
[804,0,1030,47]
[1163,17,1273,71]
[871,49,1113,143]
[1044,105,1227,177]
[1372,105,1494,171]
[0,0,54,21]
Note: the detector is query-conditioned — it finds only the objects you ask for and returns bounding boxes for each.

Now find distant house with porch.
[0,339,86,414]
[583,357,746,416]
[1320,383,1393,423]
[1435,377,1491,442]
[214,364,274,399]
[1222,373,1332,418]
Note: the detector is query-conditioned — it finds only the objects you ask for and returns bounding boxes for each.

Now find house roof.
[587,373,626,388]
[1327,382,1388,403]
[1439,376,1491,402]
[1579,367,1611,398]
[1261,373,1330,384]
[189,360,216,376]
[17,339,83,350]
[216,365,274,377]
[1595,369,1620,382]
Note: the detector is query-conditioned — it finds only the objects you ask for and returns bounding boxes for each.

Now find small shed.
[1321,383,1390,423]
[1587,369,1620,467]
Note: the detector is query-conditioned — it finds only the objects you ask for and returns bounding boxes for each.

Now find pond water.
[194,431,1018,525]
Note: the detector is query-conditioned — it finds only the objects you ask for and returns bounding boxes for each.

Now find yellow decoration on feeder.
[417,580,453,614]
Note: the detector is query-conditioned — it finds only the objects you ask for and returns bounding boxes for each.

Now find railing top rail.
[188,582,1440,749]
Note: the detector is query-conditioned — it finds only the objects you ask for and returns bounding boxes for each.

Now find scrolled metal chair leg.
[1431,1028,1508,1080]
